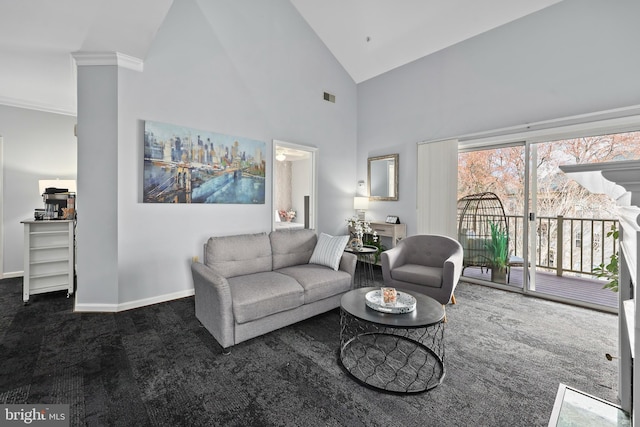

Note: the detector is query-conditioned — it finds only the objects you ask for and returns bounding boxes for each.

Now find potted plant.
[363,237,387,264]
[346,217,378,251]
[485,221,509,284]
[593,224,619,292]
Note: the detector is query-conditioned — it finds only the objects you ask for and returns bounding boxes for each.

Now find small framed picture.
[385,215,400,224]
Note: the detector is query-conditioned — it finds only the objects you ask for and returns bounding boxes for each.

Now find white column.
[72,52,143,311]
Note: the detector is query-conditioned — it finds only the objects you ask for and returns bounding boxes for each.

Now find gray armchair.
[381,234,463,305]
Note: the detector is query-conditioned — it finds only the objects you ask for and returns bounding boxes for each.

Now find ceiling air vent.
[323,92,336,103]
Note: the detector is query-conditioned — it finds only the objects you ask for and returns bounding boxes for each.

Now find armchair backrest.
[400,234,463,267]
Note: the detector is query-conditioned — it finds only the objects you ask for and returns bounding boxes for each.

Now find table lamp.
[353,196,369,220]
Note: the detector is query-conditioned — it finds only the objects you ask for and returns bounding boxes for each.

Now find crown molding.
[71,51,144,72]
[0,95,76,116]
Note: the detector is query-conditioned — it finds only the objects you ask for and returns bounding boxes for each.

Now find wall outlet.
[192,256,199,263]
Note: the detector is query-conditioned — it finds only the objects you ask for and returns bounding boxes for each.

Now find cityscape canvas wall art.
[143,120,266,204]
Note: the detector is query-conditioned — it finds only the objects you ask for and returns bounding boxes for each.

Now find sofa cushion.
[309,233,349,271]
[276,264,352,304]
[228,272,304,324]
[205,233,272,278]
[391,264,443,288]
[270,229,317,270]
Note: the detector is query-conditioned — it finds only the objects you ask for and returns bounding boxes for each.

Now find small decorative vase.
[491,267,507,284]
[349,238,363,251]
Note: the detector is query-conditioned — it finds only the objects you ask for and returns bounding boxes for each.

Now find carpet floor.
[0,273,619,426]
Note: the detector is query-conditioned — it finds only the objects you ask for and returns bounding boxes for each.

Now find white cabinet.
[22,219,75,304]
[349,221,407,248]
[368,221,407,248]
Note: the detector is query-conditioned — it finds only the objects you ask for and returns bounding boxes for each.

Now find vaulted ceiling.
[0,0,563,115]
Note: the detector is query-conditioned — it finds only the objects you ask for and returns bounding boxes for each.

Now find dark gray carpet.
[0,272,619,426]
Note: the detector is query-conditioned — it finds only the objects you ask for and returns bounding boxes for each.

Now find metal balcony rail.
[504,214,618,278]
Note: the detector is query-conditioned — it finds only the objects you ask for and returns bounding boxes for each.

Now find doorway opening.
[272,140,317,231]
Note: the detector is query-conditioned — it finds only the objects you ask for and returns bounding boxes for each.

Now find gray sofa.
[191,229,357,353]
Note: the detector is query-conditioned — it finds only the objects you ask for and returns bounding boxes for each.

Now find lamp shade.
[353,196,369,210]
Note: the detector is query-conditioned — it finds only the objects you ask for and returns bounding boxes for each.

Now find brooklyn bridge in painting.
[143,120,266,204]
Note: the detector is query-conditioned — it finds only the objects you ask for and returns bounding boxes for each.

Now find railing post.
[556,215,563,277]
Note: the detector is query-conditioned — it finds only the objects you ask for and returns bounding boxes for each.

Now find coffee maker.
[40,187,76,220]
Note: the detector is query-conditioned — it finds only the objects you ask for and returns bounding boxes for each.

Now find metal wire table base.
[354,255,376,288]
[339,308,445,394]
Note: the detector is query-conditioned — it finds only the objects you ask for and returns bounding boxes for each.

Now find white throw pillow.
[309,233,349,271]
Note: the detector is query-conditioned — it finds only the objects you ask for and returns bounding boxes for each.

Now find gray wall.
[357,0,640,236]
[0,105,76,275]
[76,65,119,307]
[77,0,357,308]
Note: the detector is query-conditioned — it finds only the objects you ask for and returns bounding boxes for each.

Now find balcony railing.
[505,214,618,278]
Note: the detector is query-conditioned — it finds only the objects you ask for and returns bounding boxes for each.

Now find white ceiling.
[0,0,563,116]
[0,0,173,115]
[290,0,563,84]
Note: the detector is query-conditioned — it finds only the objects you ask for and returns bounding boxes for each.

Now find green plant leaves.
[593,224,619,292]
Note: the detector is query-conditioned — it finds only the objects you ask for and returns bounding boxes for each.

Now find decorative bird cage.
[456,192,508,271]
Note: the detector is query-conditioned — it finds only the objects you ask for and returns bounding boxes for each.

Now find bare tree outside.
[459,132,640,218]
[457,130,640,280]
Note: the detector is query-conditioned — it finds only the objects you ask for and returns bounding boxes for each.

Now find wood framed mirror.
[368,154,398,201]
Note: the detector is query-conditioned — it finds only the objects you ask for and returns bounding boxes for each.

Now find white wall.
[291,158,312,225]
[22,0,639,310]
[357,0,640,236]
[0,105,76,276]
[77,0,357,308]
[274,160,292,214]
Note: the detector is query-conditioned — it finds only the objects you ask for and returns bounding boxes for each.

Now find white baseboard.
[73,302,119,313]
[73,287,195,313]
[3,271,194,313]
[2,271,24,279]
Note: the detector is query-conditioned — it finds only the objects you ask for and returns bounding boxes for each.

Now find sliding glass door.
[527,132,640,309]
[457,144,527,290]
[458,130,640,310]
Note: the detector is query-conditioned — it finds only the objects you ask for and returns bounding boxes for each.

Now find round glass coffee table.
[339,287,445,394]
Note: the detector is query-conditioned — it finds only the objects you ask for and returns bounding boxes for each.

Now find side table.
[344,246,377,288]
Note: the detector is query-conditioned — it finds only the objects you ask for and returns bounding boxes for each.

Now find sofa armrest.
[191,262,235,350]
[339,252,357,286]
